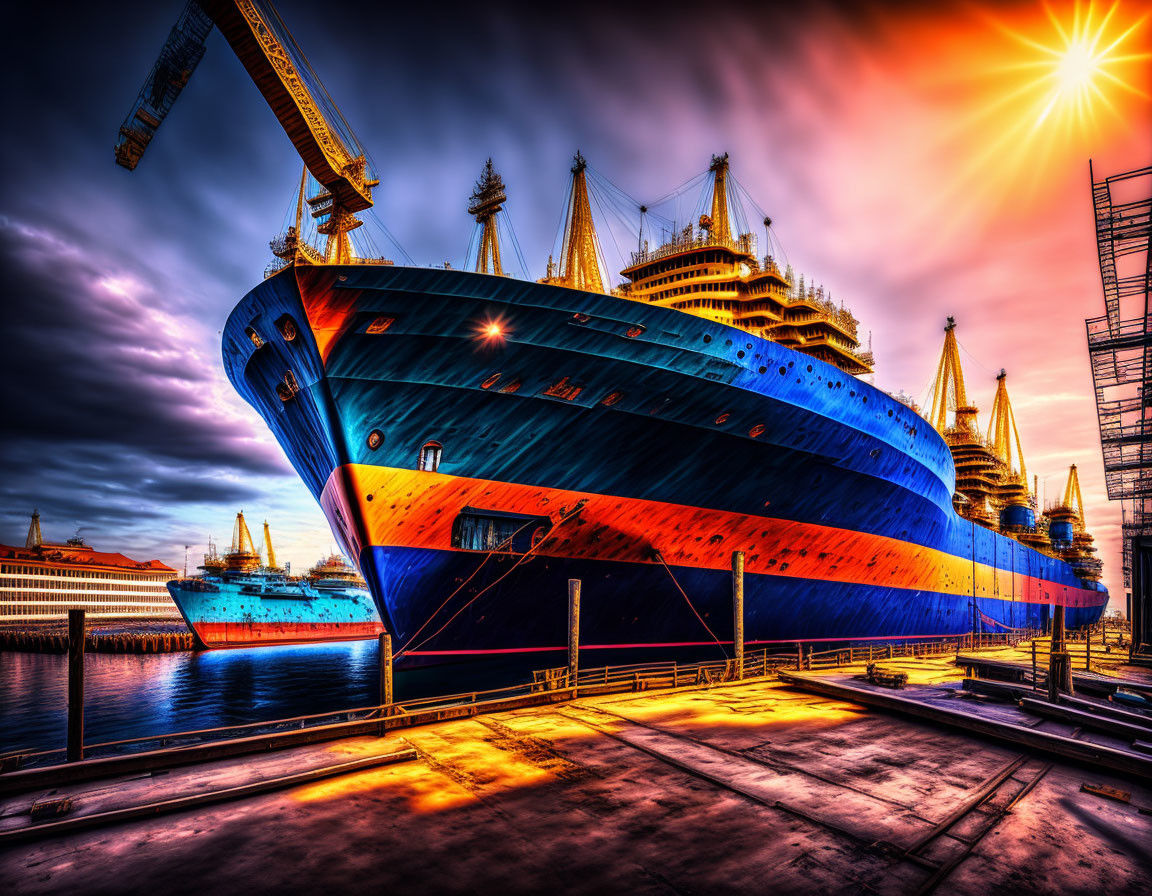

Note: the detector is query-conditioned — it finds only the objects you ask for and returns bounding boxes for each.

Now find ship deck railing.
[0,628,1067,777]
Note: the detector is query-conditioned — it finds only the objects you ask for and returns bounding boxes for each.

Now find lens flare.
[997,1,1150,132]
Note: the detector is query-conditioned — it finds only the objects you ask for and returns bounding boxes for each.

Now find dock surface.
[3,651,1150,895]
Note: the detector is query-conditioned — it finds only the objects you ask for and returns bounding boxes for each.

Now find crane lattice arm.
[117,1,378,239]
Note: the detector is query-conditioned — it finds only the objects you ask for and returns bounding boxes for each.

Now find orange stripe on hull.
[321,465,1103,609]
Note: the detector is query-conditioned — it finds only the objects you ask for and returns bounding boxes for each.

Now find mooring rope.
[395,502,587,659]
[653,551,729,658]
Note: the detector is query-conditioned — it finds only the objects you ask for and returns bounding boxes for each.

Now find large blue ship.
[217,156,1107,666]
[115,2,1107,667]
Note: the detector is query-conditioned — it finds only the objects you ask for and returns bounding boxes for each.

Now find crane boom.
[115,2,213,171]
[117,0,376,215]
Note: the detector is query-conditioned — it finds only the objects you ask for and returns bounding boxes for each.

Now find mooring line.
[398,502,587,658]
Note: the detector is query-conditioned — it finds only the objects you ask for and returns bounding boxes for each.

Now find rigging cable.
[653,551,729,658]
[395,503,587,659]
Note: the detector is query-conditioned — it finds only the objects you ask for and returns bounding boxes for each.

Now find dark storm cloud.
[0,216,286,544]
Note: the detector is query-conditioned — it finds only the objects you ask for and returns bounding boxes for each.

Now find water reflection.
[0,641,544,755]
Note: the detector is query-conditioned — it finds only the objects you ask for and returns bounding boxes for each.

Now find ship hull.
[221,264,1108,663]
[167,579,384,649]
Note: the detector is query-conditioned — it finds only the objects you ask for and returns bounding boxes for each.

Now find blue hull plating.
[220,265,1107,663]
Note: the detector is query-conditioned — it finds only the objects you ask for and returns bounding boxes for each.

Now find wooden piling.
[732,551,745,680]
[568,579,581,694]
[1048,604,1074,701]
[378,633,393,710]
[67,609,85,763]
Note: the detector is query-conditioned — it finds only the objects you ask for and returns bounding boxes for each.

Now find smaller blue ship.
[167,512,384,648]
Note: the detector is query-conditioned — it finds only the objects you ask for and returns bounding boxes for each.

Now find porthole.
[275,315,298,342]
[572,312,590,323]
[366,316,395,334]
[245,327,264,349]
[749,424,766,439]
[626,325,646,338]
[600,391,624,407]
[703,334,712,343]
[715,412,731,424]
[366,429,384,450]
[481,373,501,389]
[758,366,767,374]
[737,350,745,359]
[806,364,813,372]
[779,366,787,375]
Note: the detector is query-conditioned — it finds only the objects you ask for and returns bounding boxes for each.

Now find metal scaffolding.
[1085,163,1152,599]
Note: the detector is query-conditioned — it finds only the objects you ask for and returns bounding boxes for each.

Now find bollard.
[67,609,85,762]
[568,579,581,695]
[732,551,745,680]
[378,632,393,711]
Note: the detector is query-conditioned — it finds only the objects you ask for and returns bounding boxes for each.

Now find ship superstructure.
[122,0,1107,665]
[166,512,383,648]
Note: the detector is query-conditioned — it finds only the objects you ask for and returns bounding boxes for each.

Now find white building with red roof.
[0,511,178,621]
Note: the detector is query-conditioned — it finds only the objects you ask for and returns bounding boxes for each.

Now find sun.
[1000,1,1151,130]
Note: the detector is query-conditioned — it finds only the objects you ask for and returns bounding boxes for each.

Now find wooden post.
[1048,604,1073,701]
[568,579,581,695]
[1031,639,1037,691]
[732,551,745,680]
[378,633,393,710]
[67,609,85,762]
[797,643,803,671]
[1086,627,1091,671]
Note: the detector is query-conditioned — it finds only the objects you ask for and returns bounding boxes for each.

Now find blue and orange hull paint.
[221,264,1107,663]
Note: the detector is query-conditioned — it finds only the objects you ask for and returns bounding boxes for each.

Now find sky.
[0,0,1148,604]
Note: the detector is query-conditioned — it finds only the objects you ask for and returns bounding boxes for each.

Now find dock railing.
[0,627,1071,775]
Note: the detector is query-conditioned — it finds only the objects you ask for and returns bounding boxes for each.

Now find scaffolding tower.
[1085,163,1152,603]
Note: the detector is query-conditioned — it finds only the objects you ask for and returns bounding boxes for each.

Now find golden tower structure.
[927,318,1000,524]
[617,154,871,375]
[541,152,606,293]
[1043,465,1103,581]
[469,159,507,275]
[225,511,261,573]
[985,370,1033,523]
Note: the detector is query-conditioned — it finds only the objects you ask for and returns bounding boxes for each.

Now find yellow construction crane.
[542,152,607,294]
[262,520,279,571]
[116,0,379,264]
[469,159,507,275]
[986,370,1027,483]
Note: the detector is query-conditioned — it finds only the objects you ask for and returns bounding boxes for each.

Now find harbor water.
[0,640,545,756]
